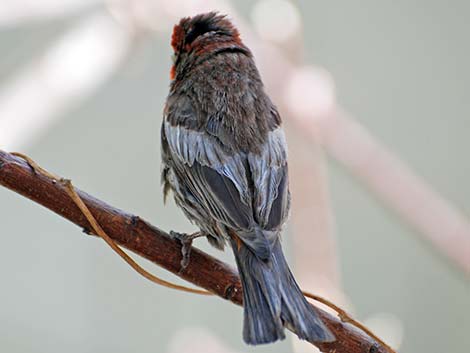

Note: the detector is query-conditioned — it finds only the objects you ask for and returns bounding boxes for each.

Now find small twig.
[302,291,396,353]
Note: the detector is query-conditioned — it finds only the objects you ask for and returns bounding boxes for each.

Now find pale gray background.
[0,1,469,352]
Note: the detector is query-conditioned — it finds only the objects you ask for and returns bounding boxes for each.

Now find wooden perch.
[0,150,387,353]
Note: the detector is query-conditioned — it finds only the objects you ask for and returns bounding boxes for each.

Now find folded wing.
[161,98,289,259]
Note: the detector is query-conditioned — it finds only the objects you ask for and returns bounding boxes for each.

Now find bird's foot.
[169,231,203,269]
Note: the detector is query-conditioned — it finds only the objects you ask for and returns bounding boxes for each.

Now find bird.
[160,12,334,345]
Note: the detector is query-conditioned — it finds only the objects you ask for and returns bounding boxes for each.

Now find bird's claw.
[170,231,196,270]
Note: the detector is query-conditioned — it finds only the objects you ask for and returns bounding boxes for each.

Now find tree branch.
[0,150,386,353]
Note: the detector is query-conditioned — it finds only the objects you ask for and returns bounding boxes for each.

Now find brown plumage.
[161,12,334,345]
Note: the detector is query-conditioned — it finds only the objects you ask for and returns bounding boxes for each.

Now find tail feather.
[231,237,334,345]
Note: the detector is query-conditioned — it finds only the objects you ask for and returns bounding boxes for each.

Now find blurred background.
[0,1,469,352]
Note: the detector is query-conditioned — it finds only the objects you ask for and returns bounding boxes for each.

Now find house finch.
[161,12,334,345]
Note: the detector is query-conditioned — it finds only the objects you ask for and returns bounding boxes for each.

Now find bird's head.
[169,12,246,80]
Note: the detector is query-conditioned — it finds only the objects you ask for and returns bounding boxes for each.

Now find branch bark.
[0,150,385,353]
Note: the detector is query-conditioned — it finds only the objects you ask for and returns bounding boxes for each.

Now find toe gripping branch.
[170,231,203,269]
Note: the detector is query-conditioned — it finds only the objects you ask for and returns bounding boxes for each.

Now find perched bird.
[161,12,334,345]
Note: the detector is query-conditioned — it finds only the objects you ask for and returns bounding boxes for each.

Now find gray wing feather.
[164,122,250,206]
[248,128,289,230]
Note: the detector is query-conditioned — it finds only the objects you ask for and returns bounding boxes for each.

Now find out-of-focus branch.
[0,13,133,150]
[318,108,470,275]
[267,1,344,312]
[0,150,389,353]
[288,130,343,301]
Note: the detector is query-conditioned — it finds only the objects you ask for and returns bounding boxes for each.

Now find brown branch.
[0,150,387,353]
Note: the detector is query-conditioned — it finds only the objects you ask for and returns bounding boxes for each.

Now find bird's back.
[168,51,279,155]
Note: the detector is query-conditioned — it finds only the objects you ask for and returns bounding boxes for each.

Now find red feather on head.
[171,23,185,52]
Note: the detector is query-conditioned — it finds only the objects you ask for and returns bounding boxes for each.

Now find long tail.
[231,237,334,345]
